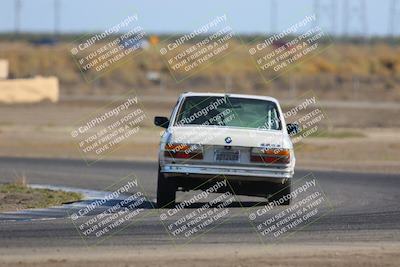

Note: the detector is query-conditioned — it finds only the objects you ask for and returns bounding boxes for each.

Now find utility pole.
[54,0,61,37]
[270,0,278,34]
[314,0,337,35]
[389,0,400,36]
[343,0,368,37]
[14,0,22,35]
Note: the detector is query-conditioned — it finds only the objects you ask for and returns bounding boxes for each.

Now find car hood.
[167,126,291,148]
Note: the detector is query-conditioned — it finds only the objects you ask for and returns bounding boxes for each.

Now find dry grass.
[0,41,400,101]
[13,171,27,187]
[0,174,82,212]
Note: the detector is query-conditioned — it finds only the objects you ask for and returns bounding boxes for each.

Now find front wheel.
[157,168,176,208]
[268,180,291,205]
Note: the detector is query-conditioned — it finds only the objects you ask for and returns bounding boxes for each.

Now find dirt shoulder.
[0,101,399,174]
[1,124,399,174]
[295,128,400,174]
[0,243,399,267]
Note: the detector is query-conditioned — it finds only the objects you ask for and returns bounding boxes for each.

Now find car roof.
[180,92,279,103]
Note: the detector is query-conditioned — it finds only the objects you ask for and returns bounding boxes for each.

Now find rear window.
[174,96,282,130]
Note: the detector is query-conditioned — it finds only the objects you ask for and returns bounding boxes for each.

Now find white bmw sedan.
[154,92,297,208]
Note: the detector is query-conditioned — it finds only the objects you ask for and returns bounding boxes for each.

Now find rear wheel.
[157,168,176,208]
[268,180,291,205]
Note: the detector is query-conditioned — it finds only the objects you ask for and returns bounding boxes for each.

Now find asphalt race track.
[0,157,399,248]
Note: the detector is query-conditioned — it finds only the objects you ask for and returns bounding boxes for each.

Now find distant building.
[0,76,59,104]
[0,59,9,80]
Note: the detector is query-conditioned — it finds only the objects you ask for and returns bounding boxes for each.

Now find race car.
[154,92,298,208]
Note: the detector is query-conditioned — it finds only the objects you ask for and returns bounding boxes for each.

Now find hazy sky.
[0,0,395,36]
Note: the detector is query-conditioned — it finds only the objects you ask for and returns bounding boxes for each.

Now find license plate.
[215,150,240,162]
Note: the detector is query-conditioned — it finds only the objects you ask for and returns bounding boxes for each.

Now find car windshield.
[174,96,282,130]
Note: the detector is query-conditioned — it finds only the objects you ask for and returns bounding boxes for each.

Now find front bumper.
[161,164,294,183]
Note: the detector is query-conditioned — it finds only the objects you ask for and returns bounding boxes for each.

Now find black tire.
[157,168,176,208]
[268,180,291,205]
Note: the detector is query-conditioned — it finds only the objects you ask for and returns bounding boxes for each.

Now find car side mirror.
[154,116,169,129]
[286,123,300,136]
